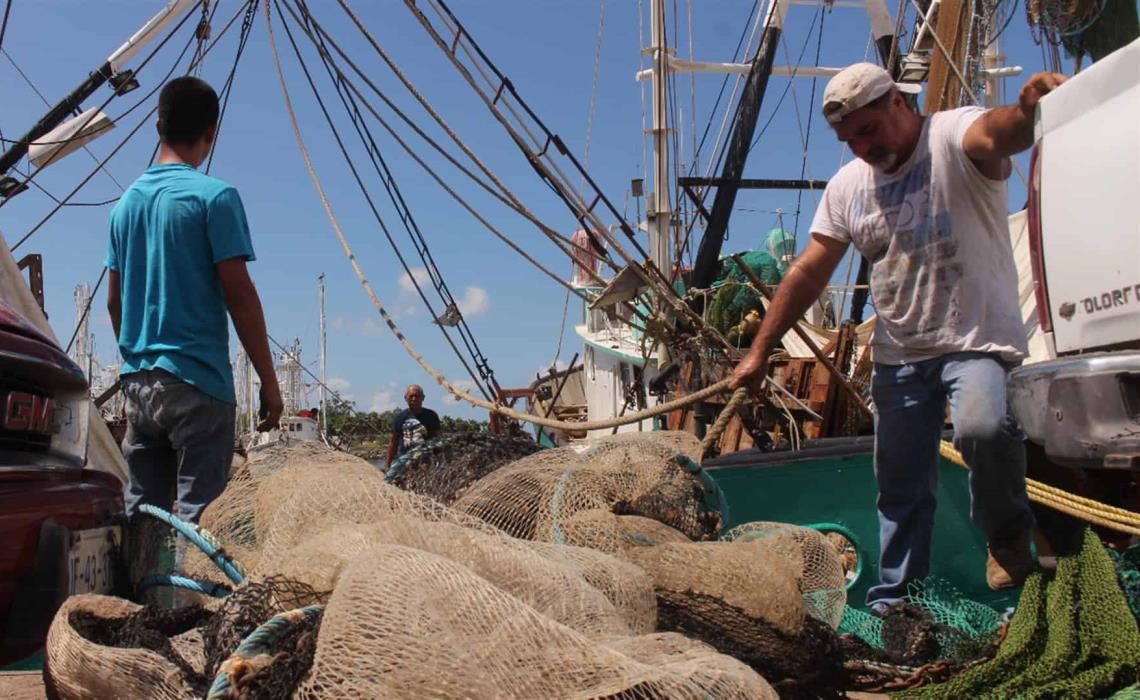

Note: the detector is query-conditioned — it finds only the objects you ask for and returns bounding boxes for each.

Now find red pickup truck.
[0,302,123,665]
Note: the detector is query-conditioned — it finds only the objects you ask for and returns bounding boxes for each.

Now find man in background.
[385,384,441,468]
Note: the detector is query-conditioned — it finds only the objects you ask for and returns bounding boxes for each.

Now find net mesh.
[722,521,849,630]
[54,441,1140,698]
[384,432,540,504]
[451,432,723,549]
[899,528,1140,698]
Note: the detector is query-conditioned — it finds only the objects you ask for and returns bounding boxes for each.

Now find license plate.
[68,526,119,596]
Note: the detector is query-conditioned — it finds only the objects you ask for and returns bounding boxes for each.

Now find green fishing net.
[897,529,1140,699]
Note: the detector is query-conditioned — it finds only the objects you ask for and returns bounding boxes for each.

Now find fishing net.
[293,544,777,699]
[898,528,1140,699]
[722,521,849,630]
[255,518,653,638]
[44,595,205,700]
[622,533,845,695]
[1110,542,1140,625]
[452,431,726,549]
[384,432,540,504]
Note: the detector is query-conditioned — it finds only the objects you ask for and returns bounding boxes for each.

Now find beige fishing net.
[294,544,777,700]
[452,431,725,548]
[46,440,849,698]
[723,520,850,630]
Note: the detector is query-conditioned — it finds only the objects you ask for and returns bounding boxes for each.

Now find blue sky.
[1,0,1052,419]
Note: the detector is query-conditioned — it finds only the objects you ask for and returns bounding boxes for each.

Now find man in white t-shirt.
[728,63,1066,611]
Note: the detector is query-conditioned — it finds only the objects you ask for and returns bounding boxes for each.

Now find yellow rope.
[938,440,1140,534]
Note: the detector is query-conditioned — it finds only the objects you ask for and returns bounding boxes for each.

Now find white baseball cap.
[822,63,922,124]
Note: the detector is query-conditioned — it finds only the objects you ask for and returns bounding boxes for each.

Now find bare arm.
[729,233,849,391]
[385,433,399,469]
[107,269,122,343]
[963,72,1067,171]
[217,257,283,431]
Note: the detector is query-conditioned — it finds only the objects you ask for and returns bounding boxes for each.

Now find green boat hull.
[706,442,1021,611]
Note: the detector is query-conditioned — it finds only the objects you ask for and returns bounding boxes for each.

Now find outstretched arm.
[963,72,1067,171]
[729,233,848,391]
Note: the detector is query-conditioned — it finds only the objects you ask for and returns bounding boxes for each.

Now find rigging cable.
[405,0,738,357]
[265,0,743,431]
[7,0,249,251]
[8,1,251,252]
[7,16,203,248]
[791,7,827,243]
[205,0,260,173]
[0,2,204,213]
[401,0,654,269]
[274,0,497,401]
[297,1,605,274]
[1,47,129,195]
[275,0,605,304]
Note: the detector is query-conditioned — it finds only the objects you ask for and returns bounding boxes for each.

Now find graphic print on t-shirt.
[852,152,964,346]
[400,416,430,453]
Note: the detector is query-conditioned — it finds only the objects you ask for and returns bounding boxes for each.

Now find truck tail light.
[1026,144,1052,334]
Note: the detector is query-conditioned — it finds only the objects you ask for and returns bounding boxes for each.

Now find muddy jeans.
[121,369,235,525]
[866,352,1035,610]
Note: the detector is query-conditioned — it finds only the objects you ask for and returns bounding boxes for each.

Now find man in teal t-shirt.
[106,77,283,531]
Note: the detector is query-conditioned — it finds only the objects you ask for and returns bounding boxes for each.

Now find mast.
[648,0,672,276]
[687,0,790,294]
[318,273,327,436]
[0,0,199,197]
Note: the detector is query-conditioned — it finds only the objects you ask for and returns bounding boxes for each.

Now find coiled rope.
[207,605,325,699]
[139,504,247,585]
[938,441,1140,535]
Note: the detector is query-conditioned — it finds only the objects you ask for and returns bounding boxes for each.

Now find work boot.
[986,530,1035,590]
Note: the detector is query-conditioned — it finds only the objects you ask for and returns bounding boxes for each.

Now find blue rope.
[805,521,865,591]
[139,504,246,585]
[138,574,232,598]
[383,444,422,482]
[676,455,730,532]
[207,605,325,699]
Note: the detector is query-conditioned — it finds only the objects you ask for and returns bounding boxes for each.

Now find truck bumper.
[1008,352,1140,469]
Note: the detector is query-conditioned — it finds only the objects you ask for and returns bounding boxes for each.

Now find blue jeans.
[866,352,1034,609]
[121,369,235,525]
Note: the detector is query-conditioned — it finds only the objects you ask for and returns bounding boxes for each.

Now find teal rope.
[139,504,246,585]
[805,521,864,591]
[207,604,325,699]
[676,455,730,533]
[138,574,231,598]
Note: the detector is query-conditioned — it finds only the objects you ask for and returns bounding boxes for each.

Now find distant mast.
[318,273,327,438]
[647,0,672,276]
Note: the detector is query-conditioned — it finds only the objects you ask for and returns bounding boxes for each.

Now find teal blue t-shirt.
[106,163,255,404]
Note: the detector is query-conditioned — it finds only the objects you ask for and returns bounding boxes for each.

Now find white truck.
[1007,37,1140,471]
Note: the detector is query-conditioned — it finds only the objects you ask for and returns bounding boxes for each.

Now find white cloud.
[331,316,385,337]
[441,378,477,405]
[369,388,399,412]
[398,267,431,294]
[327,377,352,392]
[457,285,490,318]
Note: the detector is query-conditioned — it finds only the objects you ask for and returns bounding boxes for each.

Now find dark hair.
[864,89,895,111]
[157,77,219,145]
